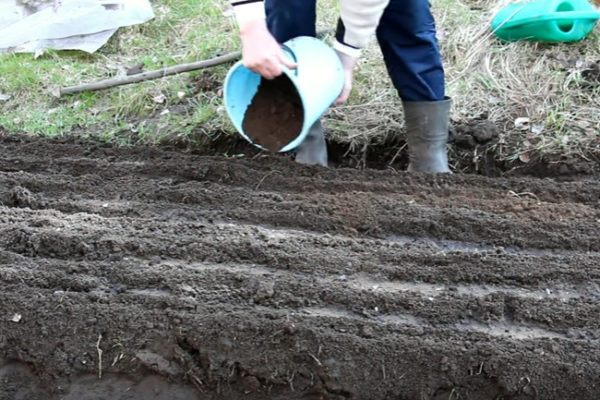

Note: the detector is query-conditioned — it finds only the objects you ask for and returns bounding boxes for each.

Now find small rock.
[254,281,275,301]
[135,350,182,375]
[359,325,375,338]
[241,375,261,393]
[440,356,450,372]
[9,186,38,208]
[283,324,297,335]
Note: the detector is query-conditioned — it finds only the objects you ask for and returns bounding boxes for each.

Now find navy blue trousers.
[265,0,445,101]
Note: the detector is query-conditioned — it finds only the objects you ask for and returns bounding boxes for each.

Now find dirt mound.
[1,133,599,399]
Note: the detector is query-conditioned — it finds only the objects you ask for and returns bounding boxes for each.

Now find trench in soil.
[169,126,600,180]
[0,133,599,399]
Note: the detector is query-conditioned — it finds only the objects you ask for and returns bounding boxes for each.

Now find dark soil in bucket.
[1,133,600,399]
[242,74,304,152]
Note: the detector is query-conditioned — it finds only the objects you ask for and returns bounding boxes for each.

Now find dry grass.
[325,0,600,163]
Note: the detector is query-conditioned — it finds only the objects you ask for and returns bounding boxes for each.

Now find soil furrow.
[1,135,599,399]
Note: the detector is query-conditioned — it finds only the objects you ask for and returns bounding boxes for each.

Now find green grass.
[0,0,238,143]
[1,0,600,168]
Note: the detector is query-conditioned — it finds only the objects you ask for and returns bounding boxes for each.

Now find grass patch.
[0,0,237,143]
[1,0,600,170]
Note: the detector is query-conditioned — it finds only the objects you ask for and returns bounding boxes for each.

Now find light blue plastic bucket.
[223,36,344,152]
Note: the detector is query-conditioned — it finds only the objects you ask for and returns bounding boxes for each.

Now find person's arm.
[228,0,390,103]
[332,0,390,104]
[335,0,390,58]
[230,0,296,79]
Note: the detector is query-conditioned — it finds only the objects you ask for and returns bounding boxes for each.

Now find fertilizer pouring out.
[224,36,344,153]
[241,74,304,152]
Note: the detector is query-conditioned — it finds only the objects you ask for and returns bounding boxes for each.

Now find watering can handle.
[281,44,299,76]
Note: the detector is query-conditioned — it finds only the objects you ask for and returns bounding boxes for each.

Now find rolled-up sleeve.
[334,0,390,57]
[231,0,266,26]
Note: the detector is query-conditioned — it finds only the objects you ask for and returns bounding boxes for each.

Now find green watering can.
[492,0,600,42]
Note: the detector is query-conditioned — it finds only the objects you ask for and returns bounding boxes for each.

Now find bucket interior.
[241,74,305,152]
[556,1,575,32]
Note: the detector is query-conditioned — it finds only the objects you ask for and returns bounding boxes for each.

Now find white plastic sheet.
[0,0,154,54]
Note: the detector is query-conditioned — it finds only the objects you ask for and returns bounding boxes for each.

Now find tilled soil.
[0,134,599,400]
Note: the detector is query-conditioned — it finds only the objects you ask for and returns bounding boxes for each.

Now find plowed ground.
[1,134,599,399]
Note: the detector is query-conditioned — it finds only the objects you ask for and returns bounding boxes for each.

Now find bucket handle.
[281,44,299,76]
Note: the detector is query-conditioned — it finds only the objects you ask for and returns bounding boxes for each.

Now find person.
[230,0,451,173]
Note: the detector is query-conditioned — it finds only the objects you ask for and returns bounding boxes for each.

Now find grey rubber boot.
[294,120,328,167]
[403,97,452,173]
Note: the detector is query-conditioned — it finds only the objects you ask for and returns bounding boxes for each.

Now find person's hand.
[239,19,297,79]
[334,50,359,105]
